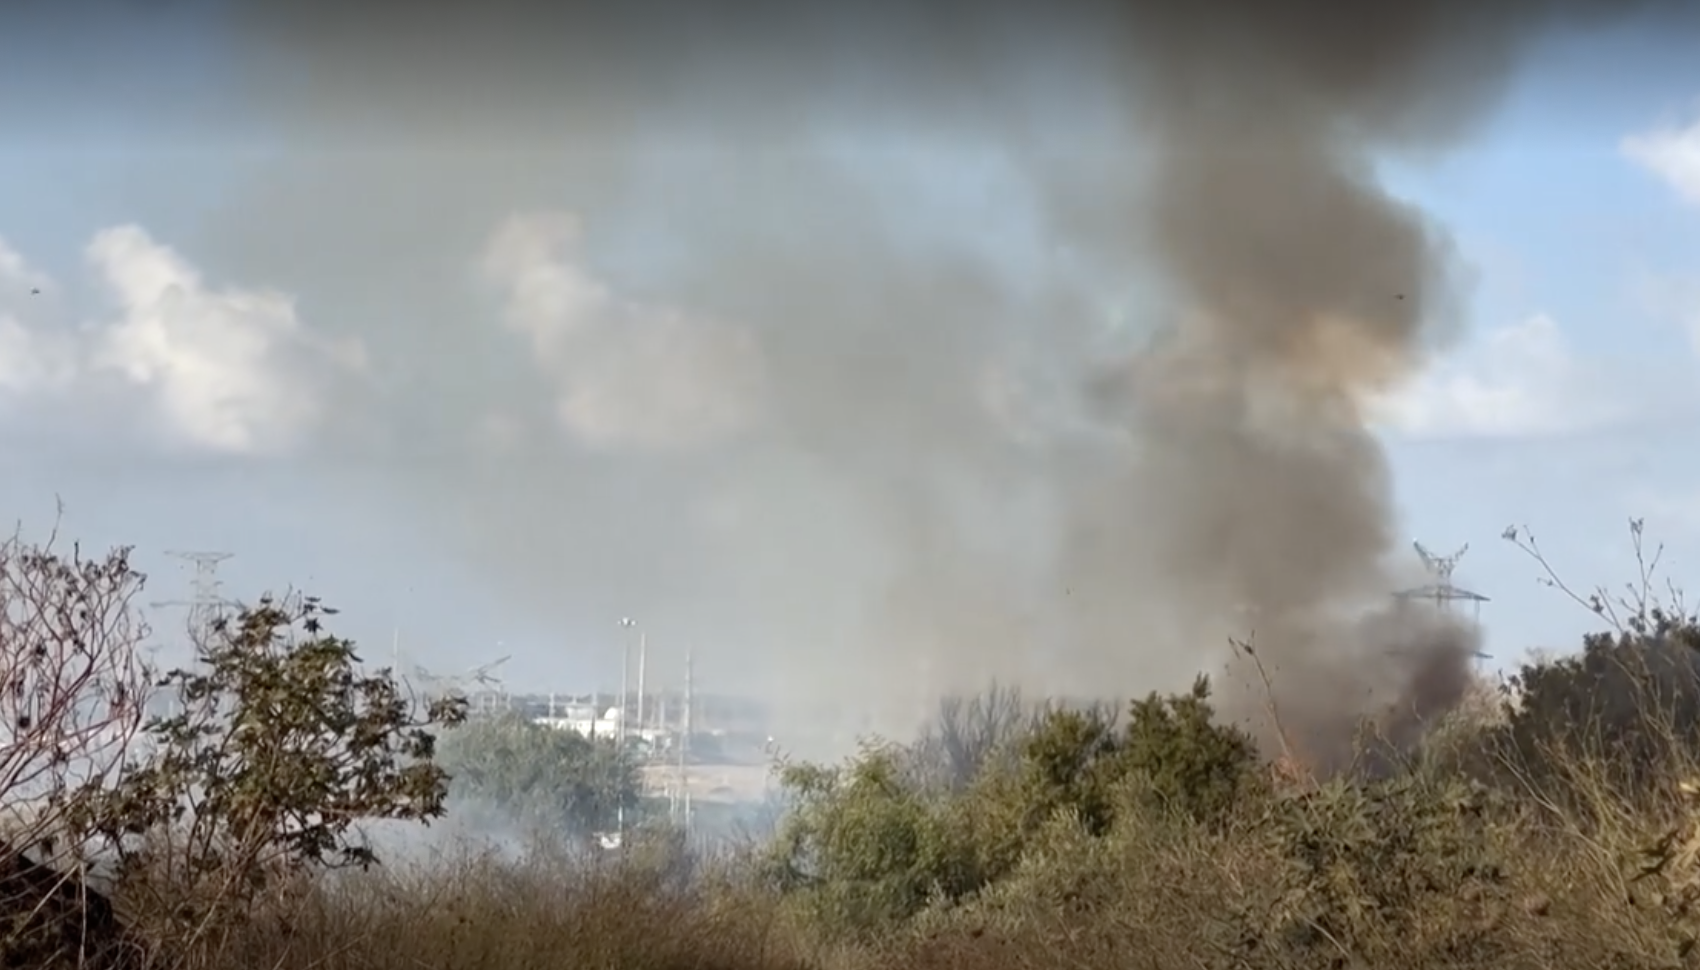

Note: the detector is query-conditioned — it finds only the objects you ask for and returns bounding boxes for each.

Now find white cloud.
[1374,314,1628,440]
[85,225,365,456]
[1622,107,1700,366]
[0,317,60,395]
[0,237,76,397]
[1629,270,1700,359]
[1623,108,1700,206]
[480,212,767,451]
[470,410,529,454]
[0,236,50,297]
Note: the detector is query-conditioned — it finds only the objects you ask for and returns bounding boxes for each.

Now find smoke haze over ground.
[133,0,1693,761]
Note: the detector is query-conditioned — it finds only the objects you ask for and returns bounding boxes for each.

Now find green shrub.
[1488,520,1700,808]
[763,743,977,940]
[1489,620,1700,806]
[1115,675,1263,826]
[436,711,642,837]
[66,593,465,962]
[760,677,1263,943]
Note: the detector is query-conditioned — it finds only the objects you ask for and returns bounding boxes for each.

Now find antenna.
[1395,539,1492,664]
[679,644,693,832]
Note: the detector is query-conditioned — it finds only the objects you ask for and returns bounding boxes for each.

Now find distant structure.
[675,645,694,831]
[409,655,511,707]
[141,644,178,718]
[149,550,236,637]
[1394,540,1492,663]
[615,616,642,847]
[386,626,513,708]
[618,618,639,756]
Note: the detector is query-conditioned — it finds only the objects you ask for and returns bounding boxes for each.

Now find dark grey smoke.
[163,0,1690,760]
[1055,0,1686,763]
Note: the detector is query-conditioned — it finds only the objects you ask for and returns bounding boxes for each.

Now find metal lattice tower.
[150,550,235,637]
[1394,540,1492,662]
[1415,542,1465,587]
[409,655,511,706]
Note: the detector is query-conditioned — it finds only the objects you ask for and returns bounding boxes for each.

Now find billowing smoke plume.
[1061,0,1684,768]
[170,0,1688,760]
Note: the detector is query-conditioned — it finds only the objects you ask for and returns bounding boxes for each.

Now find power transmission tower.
[141,644,177,717]
[410,655,511,705]
[1394,540,1492,663]
[150,550,235,639]
[1414,542,1465,588]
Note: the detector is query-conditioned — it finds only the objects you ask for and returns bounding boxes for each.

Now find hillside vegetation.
[7,523,1700,969]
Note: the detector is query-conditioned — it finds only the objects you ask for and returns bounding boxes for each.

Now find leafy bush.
[0,524,470,967]
[22,518,1700,970]
[435,710,641,838]
[0,533,153,850]
[69,593,465,961]
[1116,675,1264,826]
[762,677,1262,942]
[1488,521,1700,807]
[763,743,978,940]
[1487,622,1700,802]
[0,531,154,968]
[969,677,1259,852]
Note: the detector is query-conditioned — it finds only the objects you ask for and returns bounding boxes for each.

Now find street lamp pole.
[636,630,647,742]
[618,620,635,749]
[617,617,638,845]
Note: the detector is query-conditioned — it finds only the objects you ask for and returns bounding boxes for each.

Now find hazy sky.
[2,1,1699,720]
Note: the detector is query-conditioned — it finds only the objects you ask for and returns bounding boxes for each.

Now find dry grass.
[31,638,1700,969]
[4,651,1681,970]
[19,526,1700,968]
[116,842,812,970]
[75,758,1700,970]
[45,668,1691,969]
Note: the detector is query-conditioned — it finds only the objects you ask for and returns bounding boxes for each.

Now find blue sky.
[3,6,1700,706]
[1375,23,1700,668]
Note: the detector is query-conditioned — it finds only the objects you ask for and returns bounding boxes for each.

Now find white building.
[532,708,682,758]
[533,705,623,739]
